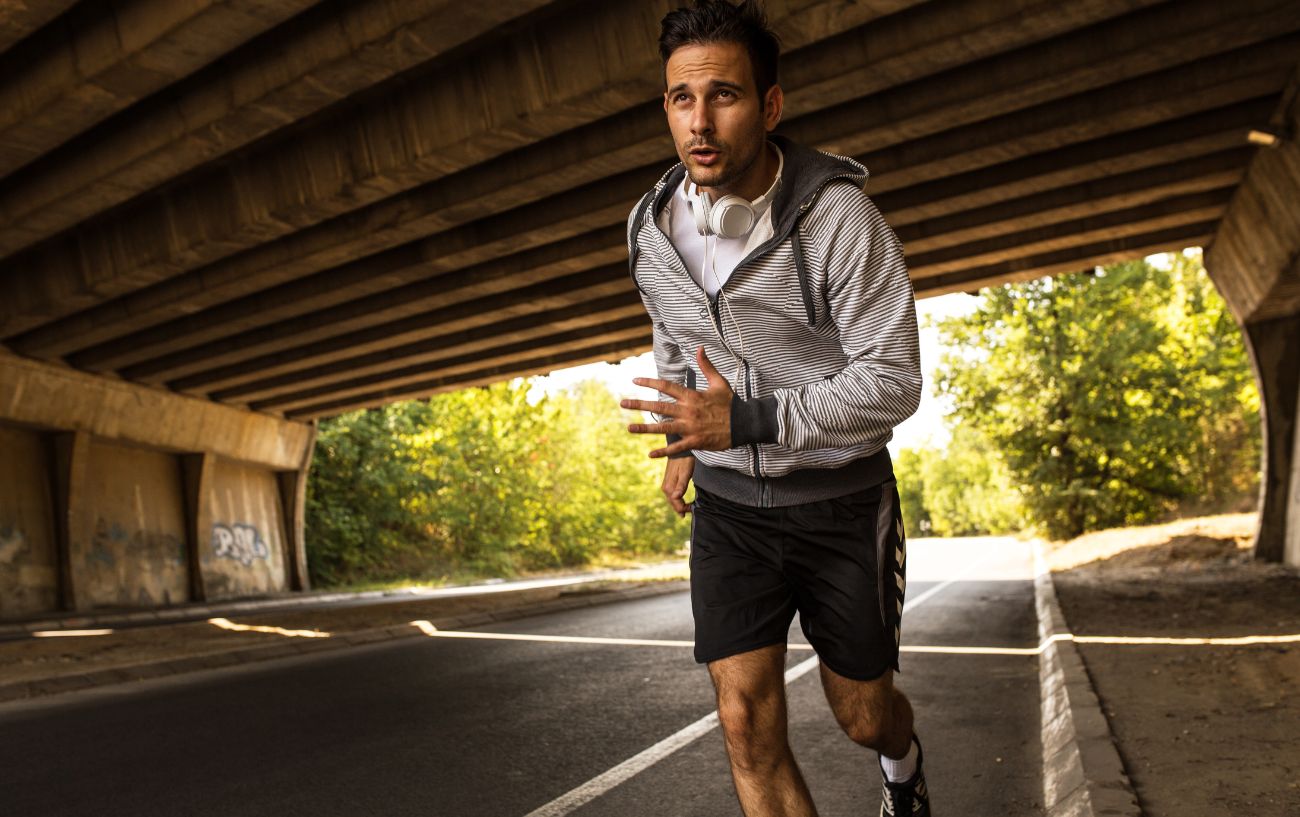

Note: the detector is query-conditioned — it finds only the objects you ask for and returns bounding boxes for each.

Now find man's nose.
[689,104,713,136]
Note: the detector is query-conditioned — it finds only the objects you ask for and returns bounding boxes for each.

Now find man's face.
[663,41,779,193]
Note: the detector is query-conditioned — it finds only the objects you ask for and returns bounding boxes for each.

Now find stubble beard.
[684,128,765,195]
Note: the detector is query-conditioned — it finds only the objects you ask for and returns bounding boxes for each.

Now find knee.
[840,715,890,750]
[717,696,784,772]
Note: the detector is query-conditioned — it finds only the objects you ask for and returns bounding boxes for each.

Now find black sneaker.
[879,735,931,816]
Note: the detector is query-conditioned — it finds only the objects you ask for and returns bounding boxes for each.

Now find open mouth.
[689,147,721,166]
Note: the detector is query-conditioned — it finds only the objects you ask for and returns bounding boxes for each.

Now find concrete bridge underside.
[1,0,1299,620]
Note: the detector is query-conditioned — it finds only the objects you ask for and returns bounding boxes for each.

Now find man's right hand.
[662,455,695,517]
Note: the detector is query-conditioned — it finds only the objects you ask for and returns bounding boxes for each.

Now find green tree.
[918,424,1026,537]
[542,379,690,565]
[933,251,1258,539]
[306,378,690,587]
[306,406,436,585]
[892,447,932,537]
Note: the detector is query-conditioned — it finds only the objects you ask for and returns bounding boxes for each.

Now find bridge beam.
[0,0,320,182]
[0,0,925,340]
[1205,69,1300,565]
[26,23,1287,383]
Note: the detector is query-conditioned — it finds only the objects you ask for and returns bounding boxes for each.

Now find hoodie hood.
[629,136,871,328]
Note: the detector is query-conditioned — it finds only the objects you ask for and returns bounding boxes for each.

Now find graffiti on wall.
[83,517,188,607]
[211,523,270,566]
[0,525,28,565]
[0,523,59,616]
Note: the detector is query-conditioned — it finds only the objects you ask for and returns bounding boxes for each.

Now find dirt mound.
[1046,513,1254,572]
[1082,533,1248,570]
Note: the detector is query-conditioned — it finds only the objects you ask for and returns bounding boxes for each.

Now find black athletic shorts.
[688,478,907,681]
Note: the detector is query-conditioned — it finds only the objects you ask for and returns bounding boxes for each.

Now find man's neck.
[700,141,778,202]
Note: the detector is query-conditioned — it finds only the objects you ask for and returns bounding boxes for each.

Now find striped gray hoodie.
[627,135,921,507]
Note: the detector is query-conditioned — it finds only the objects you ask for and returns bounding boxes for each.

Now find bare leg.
[818,664,914,760]
[708,645,818,817]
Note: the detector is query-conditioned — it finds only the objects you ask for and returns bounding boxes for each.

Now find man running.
[620,2,929,815]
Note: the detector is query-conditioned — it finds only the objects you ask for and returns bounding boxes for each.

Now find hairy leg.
[708,645,818,817]
[818,664,914,760]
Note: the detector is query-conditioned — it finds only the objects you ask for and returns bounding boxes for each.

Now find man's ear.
[763,84,784,131]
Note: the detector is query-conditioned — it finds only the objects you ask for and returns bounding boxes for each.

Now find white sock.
[880,737,918,783]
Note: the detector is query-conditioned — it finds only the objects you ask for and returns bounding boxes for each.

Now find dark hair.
[659,1,780,97]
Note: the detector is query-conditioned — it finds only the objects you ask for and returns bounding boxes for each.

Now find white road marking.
[1070,633,1300,646]
[30,629,114,637]
[520,574,968,817]
[409,622,699,649]
[409,626,1300,658]
[207,617,331,638]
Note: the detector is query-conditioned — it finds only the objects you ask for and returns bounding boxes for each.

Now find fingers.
[626,421,676,435]
[663,490,689,515]
[632,377,689,400]
[695,345,734,394]
[696,345,720,383]
[662,459,694,517]
[619,398,681,416]
[649,439,692,458]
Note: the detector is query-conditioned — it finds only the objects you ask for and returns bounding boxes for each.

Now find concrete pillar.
[50,431,90,612]
[1242,316,1300,563]
[1204,64,1300,565]
[277,465,312,593]
[1290,371,1300,567]
[181,453,214,603]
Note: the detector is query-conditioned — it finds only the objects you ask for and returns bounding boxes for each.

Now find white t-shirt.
[657,145,784,297]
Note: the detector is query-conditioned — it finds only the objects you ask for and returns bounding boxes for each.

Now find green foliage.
[891,447,931,537]
[931,250,1259,539]
[306,379,689,587]
[896,427,1026,538]
[920,424,1027,537]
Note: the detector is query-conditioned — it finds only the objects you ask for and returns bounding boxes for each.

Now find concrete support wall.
[202,458,289,601]
[0,424,59,617]
[0,351,315,620]
[1205,68,1300,565]
[76,440,190,609]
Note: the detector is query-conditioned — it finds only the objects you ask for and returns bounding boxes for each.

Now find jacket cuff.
[666,432,692,459]
[730,396,779,447]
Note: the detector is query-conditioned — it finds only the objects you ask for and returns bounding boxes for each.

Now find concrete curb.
[1033,542,1142,817]
[0,580,689,705]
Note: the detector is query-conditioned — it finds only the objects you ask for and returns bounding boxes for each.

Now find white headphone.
[686,147,783,239]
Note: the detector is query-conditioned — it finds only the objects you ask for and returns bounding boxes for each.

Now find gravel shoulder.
[1046,513,1300,816]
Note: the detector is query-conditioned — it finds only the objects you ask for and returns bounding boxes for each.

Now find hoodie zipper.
[733,168,857,498]
[646,170,733,386]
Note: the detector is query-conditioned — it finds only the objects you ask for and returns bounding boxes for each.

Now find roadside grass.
[321,548,690,594]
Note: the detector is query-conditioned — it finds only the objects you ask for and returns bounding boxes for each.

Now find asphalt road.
[0,538,1044,816]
